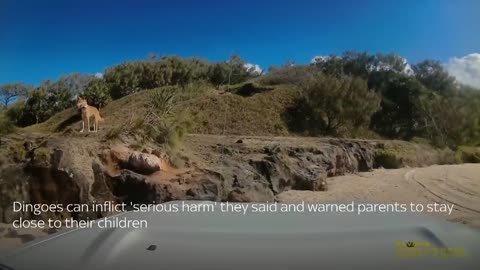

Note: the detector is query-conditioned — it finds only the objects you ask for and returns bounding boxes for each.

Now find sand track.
[278,164,480,229]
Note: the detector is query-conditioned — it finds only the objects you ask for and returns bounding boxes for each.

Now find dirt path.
[277,164,480,229]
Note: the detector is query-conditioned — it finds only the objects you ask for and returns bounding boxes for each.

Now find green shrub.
[455,146,480,163]
[374,150,403,169]
[0,110,15,135]
[105,127,123,140]
[116,86,194,151]
[34,147,51,164]
[148,86,178,117]
[8,143,26,162]
[5,101,25,125]
[287,74,381,136]
[82,79,111,108]
[258,65,315,86]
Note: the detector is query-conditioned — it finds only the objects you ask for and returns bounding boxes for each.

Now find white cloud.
[310,55,414,75]
[446,53,480,88]
[310,55,331,64]
[404,63,414,76]
[94,72,103,79]
[244,63,263,75]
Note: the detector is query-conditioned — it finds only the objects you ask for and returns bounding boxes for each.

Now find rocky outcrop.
[102,140,376,205]
[0,147,88,222]
[109,146,162,174]
[0,166,30,223]
[106,169,221,204]
[127,152,161,174]
[0,136,379,223]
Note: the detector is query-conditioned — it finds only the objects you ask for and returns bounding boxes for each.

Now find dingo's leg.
[87,117,91,132]
[93,121,97,132]
[80,121,85,133]
[95,119,99,132]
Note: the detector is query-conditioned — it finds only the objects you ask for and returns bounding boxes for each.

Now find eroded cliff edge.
[0,133,456,223]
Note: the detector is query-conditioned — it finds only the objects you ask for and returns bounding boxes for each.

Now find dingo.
[76,97,104,132]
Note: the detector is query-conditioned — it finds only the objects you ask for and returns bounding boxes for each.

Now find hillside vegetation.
[1,52,480,155]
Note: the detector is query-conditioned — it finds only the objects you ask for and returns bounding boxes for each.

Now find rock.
[108,170,221,204]
[184,177,219,201]
[222,147,238,156]
[110,145,131,165]
[294,173,328,191]
[250,148,331,193]
[0,133,381,226]
[227,185,274,202]
[249,158,292,194]
[201,161,276,202]
[317,178,328,191]
[0,166,31,223]
[51,148,63,169]
[127,152,161,174]
[91,161,115,205]
[111,170,156,204]
[142,147,153,154]
[151,149,163,158]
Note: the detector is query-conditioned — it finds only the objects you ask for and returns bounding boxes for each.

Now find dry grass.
[0,109,16,135]
[184,85,301,136]
[455,146,480,163]
[19,84,301,138]
[375,140,455,168]
[23,90,150,134]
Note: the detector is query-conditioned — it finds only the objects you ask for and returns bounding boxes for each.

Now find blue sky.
[0,0,479,86]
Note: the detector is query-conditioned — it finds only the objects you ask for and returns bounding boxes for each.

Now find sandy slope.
[278,164,480,229]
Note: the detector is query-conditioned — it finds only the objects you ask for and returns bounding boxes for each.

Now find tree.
[373,53,409,74]
[39,80,73,113]
[18,89,49,125]
[370,74,425,139]
[259,65,317,86]
[0,108,15,135]
[104,62,143,98]
[227,54,250,84]
[313,55,345,78]
[295,74,380,135]
[54,73,95,95]
[208,62,230,88]
[412,60,455,93]
[5,101,25,126]
[49,88,72,112]
[416,89,480,147]
[341,51,376,79]
[104,57,211,99]
[82,79,111,108]
[0,82,32,108]
[14,80,74,126]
